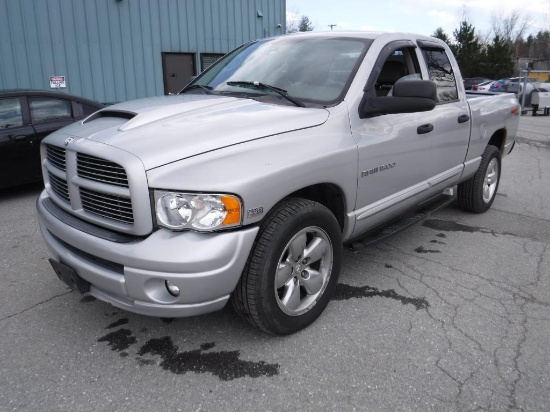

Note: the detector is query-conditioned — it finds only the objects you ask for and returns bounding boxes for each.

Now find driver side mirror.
[360,80,437,118]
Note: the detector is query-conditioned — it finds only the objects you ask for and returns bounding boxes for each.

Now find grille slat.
[77,167,128,181]
[80,194,133,212]
[48,172,70,202]
[80,188,134,224]
[77,153,129,187]
[46,145,66,171]
[80,198,134,217]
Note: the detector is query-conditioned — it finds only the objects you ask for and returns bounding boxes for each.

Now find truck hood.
[57,94,329,170]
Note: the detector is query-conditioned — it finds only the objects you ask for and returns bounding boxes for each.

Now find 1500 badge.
[361,162,396,178]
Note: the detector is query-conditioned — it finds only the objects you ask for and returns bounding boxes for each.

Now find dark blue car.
[0,90,104,190]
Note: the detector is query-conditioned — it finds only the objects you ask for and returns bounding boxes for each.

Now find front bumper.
[37,190,259,317]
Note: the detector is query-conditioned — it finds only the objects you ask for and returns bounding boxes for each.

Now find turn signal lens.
[221,196,241,225]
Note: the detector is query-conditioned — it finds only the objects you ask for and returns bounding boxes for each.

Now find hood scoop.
[83,110,137,124]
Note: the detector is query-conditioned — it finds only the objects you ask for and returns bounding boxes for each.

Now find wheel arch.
[285,183,347,231]
[487,128,506,153]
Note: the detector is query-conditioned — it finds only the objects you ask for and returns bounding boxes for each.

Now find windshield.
[186,36,371,106]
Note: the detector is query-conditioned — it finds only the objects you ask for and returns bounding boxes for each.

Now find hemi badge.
[247,206,264,218]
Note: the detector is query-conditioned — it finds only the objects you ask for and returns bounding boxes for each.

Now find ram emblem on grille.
[64,137,74,146]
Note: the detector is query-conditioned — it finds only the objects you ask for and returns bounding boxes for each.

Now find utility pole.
[328,24,337,30]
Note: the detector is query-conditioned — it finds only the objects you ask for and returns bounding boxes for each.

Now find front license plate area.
[49,258,90,293]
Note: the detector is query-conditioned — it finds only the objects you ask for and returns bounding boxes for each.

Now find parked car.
[504,77,533,94]
[0,90,104,189]
[473,80,494,92]
[498,78,548,107]
[463,77,490,90]
[489,78,510,92]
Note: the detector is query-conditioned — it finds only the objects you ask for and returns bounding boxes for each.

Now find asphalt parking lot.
[1,115,550,412]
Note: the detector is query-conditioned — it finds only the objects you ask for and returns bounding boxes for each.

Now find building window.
[200,54,225,72]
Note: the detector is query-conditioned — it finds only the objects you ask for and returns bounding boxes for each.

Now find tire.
[457,145,501,213]
[231,198,342,335]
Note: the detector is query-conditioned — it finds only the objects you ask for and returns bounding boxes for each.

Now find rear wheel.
[231,198,342,335]
[457,145,501,213]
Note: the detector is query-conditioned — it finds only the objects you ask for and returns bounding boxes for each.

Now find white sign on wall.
[49,76,66,88]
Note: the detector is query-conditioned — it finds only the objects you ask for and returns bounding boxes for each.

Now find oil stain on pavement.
[97,329,137,352]
[414,246,441,254]
[333,284,429,310]
[137,337,279,381]
[97,320,280,380]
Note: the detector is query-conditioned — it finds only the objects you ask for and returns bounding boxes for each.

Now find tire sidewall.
[477,145,501,211]
[256,201,342,335]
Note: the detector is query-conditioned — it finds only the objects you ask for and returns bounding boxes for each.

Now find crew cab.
[37,32,519,335]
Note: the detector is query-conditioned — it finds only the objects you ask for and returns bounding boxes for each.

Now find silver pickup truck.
[37,32,519,335]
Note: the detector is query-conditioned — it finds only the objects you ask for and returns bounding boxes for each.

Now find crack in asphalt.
[365,238,549,410]
[0,290,72,322]
[517,136,550,152]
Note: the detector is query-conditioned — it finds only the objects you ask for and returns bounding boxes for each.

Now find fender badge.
[247,206,264,218]
[64,137,74,146]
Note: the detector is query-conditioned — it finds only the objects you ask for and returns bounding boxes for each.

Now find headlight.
[154,190,242,231]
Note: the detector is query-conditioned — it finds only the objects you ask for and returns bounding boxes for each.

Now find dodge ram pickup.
[37,32,520,335]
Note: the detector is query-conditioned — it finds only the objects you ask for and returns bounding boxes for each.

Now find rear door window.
[421,48,459,103]
[29,98,72,123]
[0,98,24,129]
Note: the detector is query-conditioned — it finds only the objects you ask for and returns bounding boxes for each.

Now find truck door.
[417,42,471,187]
[349,42,438,235]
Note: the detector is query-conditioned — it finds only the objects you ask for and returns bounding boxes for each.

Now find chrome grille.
[48,172,70,202]
[80,188,134,224]
[77,153,129,187]
[46,145,66,171]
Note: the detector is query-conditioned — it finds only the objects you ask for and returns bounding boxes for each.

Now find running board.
[346,193,456,252]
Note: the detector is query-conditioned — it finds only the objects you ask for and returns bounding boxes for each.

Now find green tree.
[486,35,514,78]
[432,27,452,46]
[298,15,314,32]
[452,21,486,78]
[286,15,314,33]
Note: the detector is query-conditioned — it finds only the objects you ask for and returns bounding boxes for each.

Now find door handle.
[458,114,470,123]
[12,135,28,142]
[417,124,434,134]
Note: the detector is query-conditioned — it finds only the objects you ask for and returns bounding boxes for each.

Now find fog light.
[165,280,180,297]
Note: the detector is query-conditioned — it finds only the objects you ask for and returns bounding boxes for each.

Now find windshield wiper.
[226,81,305,107]
[179,84,213,94]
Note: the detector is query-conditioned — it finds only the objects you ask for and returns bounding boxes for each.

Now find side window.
[375,48,422,96]
[421,48,458,103]
[0,98,24,129]
[29,98,72,123]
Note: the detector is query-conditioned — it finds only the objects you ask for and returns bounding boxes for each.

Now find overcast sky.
[286,0,550,38]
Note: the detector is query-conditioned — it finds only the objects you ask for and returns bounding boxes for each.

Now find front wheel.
[457,145,501,213]
[231,198,342,335]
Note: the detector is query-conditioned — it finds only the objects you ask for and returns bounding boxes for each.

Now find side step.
[346,193,456,252]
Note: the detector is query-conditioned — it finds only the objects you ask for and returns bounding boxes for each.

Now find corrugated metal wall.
[0,0,286,102]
